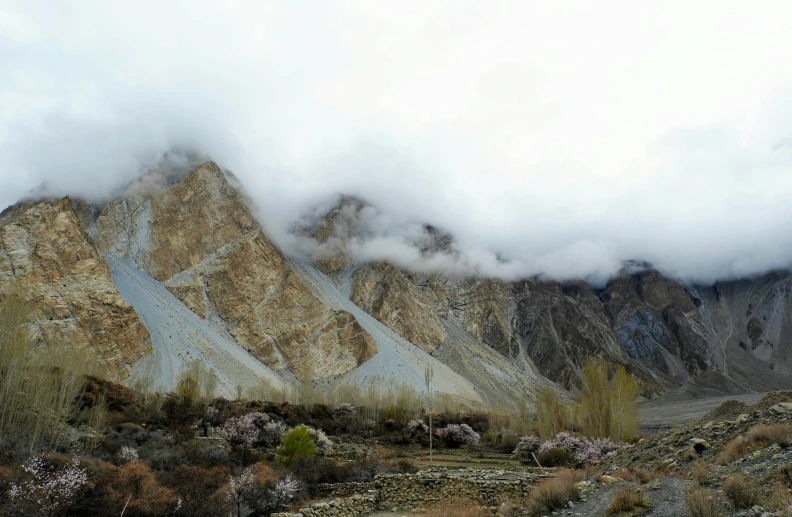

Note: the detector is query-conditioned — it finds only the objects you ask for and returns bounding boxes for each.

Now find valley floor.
[639,392,766,434]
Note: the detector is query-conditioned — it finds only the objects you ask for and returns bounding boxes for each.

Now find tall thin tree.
[424,365,434,465]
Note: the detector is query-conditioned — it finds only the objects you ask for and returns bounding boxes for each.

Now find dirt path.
[572,477,691,517]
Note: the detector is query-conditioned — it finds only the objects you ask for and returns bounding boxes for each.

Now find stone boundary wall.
[315,482,375,498]
[374,469,549,509]
[271,494,376,517]
[272,468,553,516]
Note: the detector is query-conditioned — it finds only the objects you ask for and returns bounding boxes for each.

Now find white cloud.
[0,0,791,284]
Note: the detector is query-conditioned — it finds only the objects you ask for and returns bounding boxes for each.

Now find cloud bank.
[1,1,791,284]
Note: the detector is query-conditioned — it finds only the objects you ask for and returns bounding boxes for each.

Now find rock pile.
[271,494,376,517]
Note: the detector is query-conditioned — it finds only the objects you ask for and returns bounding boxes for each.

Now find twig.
[120,493,132,517]
[531,452,545,473]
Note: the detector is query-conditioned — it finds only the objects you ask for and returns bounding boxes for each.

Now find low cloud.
[1,1,791,285]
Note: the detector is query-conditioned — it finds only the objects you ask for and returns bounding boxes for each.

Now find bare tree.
[424,364,434,464]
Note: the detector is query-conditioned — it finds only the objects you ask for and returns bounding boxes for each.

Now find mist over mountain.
[2,1,792,284]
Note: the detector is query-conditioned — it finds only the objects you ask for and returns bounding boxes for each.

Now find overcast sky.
[1,1,791,284]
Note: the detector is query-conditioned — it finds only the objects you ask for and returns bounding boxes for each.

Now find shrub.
[524,470,579,516]
[218,412,271,448]
[684,487,725,517]
[722,475,759,509]
[513,435,541,461]
[746,423,791,448]
[111,462,181,517]
[689,460,708,486]
[718,423,792,464]
[407,419,429,440]
[766,482,792,512]
[117,446,139,464]
[536,447,576,467]
[277,425,317,466]
[613,467,653,484]
[287,456,350,493]
[8,455,88,517]
[537,432,624,465]
[716,435,751,465]
[332,403,357,419]
[307,426,333,455]
[435,424,480,448]
[260,421,288,447]
[608,487,648,514]
[162,465,230,517]
[499,432,520,453]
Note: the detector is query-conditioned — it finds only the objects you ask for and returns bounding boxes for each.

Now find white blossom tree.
[225,468,255,517]
[8,455,88,517]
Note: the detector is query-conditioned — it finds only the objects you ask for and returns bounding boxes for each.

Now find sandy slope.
[106,253,285,398]
[434,319,557,409]
[286,259,483,405]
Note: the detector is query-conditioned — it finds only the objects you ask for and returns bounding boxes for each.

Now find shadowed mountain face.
[2,162,790,402]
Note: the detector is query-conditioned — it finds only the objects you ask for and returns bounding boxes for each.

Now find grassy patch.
[716,423,791,464]
[608,487,650,516]
[524,469,579,516]
[722,475,760,509]
[684,487,725,517]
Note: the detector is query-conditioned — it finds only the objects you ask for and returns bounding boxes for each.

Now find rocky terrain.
[2,160,792,405]
[0,198,151,375]
[303,195,792,398]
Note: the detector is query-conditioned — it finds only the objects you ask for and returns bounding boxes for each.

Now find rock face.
[95,163,375,381]
[5,162,792,402]
[307,197,792,397]
[0,198,151,377]
[349,263,446,353]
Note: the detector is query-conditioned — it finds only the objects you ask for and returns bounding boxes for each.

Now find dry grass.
[717,423,792,465]
[689,460,709,486]
[716,435,752,465]
[745,423,791,448]
[766,483,792,513]
[608,487,649,515]
[722,475,759,509]
[581,463,602,481]
[651,463,671,479]
[524,469,580,516]
[423,503,491,517]
[613,467,653,484]
[685,487,725,517]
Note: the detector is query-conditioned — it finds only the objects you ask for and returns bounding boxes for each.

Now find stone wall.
[271,494,376,517]
[315,482,375,498]
[374,468,549,509]
[272,468,552,516]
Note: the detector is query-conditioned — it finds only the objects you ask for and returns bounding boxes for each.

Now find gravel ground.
[569,477,691,517]
[640,392,766,433]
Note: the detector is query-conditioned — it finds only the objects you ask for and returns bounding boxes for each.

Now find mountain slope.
[106,253,285,397]
[5,162,792,406]
[0,198,151,377]
[94,163,376,382]
[306,196,792,397]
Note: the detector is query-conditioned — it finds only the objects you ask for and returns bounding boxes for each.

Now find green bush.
[536,447,576,467]
[277,425,317,466]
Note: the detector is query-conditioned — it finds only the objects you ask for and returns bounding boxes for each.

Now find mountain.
[1,161,790,407]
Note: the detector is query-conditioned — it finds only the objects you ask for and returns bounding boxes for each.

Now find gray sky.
[1,1,791,283]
